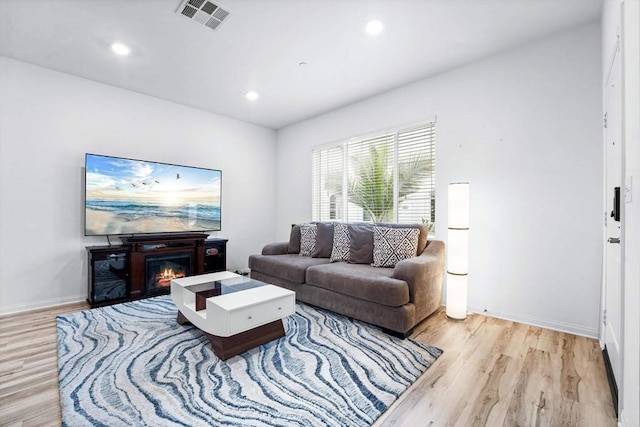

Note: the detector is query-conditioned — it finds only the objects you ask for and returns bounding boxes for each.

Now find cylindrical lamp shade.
[446,273,468,320]
[446,182,469,320]
[447,228,468,274]
[448,183,469,229]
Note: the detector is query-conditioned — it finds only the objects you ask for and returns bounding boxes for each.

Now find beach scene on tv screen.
[85,155,221,235]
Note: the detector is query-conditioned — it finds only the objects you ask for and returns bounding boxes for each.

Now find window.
[312,121,435,226]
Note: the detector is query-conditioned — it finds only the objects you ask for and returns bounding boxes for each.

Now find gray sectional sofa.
[248,222,445,338]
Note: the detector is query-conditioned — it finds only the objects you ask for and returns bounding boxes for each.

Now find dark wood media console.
[87,234,228,307]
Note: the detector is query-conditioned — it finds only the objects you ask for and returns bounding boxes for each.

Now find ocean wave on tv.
[86,200,220,221]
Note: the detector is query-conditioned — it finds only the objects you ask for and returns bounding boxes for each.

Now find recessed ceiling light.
[246,91,259,101]
[110,42,131,56]
[365,19,384,36]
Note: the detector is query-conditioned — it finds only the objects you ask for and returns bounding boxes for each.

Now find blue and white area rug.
[57,296,442,426]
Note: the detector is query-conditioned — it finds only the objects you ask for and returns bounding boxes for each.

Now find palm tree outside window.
[312,121,436,227]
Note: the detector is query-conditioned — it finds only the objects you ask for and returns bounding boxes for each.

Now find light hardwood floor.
[1,303,616,426]
[376,311,617,426]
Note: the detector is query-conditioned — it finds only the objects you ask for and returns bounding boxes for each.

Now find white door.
[604,42,622,401]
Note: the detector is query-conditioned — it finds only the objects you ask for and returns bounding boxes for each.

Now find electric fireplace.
[145,253,192,295]
[97,233,209,302]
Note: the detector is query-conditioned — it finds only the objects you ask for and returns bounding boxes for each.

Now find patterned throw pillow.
[330,223,351,262]
[299,223,318,257]
[372,226,420,267]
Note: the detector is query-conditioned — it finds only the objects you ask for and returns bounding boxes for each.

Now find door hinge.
[603,309,607,325]
[603,112,608,129]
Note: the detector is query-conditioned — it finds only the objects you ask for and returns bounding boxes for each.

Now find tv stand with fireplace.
[87,234,228,307]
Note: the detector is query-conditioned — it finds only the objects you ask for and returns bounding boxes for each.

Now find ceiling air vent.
[176,0,230,31]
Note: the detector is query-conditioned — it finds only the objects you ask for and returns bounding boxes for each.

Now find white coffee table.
[171,271,295,360]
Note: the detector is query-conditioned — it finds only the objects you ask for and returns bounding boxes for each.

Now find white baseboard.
[0,294,86,316]
[468,305,599,339]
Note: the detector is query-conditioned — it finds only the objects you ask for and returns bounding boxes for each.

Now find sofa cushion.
[330,223,351,262]
[306,262,409,307]
[372,226,420,267]
[288,224,301,254]
[348,223,374,264]
[250,254,330,284]
[299,223,317,257]
[311,222,334,258]
[377,222,428,255]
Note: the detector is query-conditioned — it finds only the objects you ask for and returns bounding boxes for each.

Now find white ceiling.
[0,0,602,129]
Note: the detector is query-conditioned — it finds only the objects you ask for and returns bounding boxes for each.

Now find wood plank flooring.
[1,304,616,426]
[375,311,617,426]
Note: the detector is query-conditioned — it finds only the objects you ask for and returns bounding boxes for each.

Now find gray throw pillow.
[372,226,420,267]
[330,223,350,262]
[299,223,317,257]
[348,224,374,264]
[311,222,334,258]
[288,224,301,254]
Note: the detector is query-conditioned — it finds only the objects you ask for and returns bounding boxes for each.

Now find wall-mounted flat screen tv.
[85,153,221,236]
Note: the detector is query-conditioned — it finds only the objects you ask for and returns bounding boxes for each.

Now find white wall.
[276,22,602,337]
[0,57,277,315]
[602,0,640,425]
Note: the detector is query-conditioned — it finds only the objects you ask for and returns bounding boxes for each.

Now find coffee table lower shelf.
[177,310,285,361]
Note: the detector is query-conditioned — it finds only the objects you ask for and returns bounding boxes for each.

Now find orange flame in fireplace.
[156,268,186,287]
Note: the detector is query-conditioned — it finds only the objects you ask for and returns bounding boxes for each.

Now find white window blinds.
[312,145,343,221]
[397,125,436,224]
[312,121,435,225]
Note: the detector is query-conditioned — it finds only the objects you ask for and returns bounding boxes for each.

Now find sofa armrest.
[262,242,290,255]
[392,240,445,320]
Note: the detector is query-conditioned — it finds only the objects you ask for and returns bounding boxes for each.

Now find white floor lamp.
[446,182,469,320]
